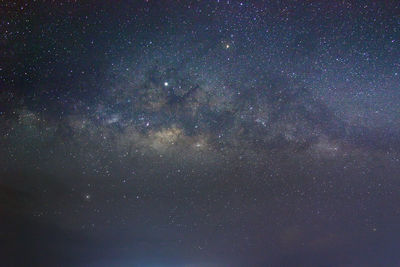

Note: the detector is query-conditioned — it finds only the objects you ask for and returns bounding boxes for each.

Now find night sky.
[1,1,400,266]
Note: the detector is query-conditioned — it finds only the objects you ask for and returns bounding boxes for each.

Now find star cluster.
[1,1,400,266]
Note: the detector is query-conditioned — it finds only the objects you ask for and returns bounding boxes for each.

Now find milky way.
[1,1,400,266]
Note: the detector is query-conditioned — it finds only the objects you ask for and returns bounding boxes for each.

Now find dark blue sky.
[1,1,400,266]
